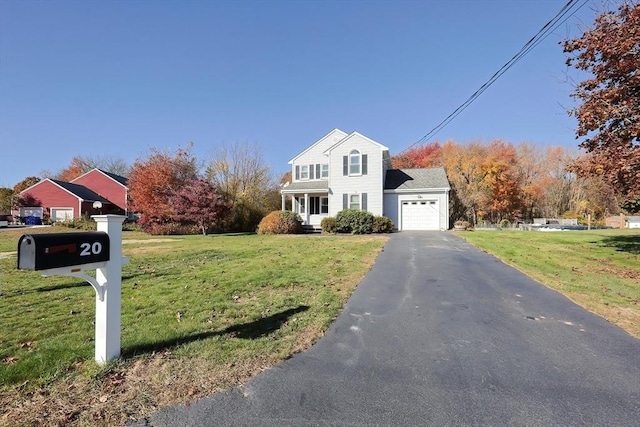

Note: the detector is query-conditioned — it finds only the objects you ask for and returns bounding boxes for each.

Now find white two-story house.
[281,129,451,231]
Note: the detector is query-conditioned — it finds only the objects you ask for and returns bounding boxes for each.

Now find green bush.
[336,209,374,234]
[499,219,511,229]
[321,217,337,234]
[55,215,97,231]
[372,216,394,233]
[257,210,304,234]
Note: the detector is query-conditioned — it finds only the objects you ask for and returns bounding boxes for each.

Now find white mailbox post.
[17,214,128,364]
[92,215,127,364]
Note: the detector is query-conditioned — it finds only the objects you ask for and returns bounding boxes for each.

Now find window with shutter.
[349,150,361,175]
[349,194,360,210]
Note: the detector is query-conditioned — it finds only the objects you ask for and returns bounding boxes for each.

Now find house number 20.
[80,242,103,256]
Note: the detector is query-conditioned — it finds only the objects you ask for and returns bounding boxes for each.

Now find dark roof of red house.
[98,169,128,186]
[50,179,112,204]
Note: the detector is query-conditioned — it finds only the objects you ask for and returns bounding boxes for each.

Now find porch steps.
[303,225,322,234]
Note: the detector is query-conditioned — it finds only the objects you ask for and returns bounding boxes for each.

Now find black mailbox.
[18,232,110,271]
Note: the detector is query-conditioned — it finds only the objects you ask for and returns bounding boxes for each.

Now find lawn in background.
[0,229,386,425]
[457,228,640,338]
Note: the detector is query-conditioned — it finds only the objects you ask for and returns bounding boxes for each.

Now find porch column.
[281,193,286,211]
[304,193,309,225]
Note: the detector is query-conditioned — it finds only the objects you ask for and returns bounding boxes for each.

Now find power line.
[404,0,589,151]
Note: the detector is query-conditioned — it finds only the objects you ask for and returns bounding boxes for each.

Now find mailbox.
[18,232,110,271]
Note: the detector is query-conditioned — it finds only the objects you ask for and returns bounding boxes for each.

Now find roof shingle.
[384,168,450,190]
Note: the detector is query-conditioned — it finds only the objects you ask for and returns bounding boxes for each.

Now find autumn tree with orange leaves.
[55,156,87,182]
[563,2,640,206]
[394,139,615,225]
[128,145,199,232]
[47,155,131,182]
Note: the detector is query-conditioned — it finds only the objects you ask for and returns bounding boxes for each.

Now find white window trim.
[300,165,309,180]
[349,193,361,210]
[321,196,329,214]
[321,163,329,179]
[349,150,361,176]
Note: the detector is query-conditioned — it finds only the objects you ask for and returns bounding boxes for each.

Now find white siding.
[290,129,347,182]
[384,191,450,230]
[327,134,386,216]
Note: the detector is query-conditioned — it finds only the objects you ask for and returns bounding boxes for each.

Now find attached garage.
[401,200,440,230]
[384,168,450,231]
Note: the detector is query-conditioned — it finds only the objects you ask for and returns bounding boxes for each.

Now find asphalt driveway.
[135,232,640,426]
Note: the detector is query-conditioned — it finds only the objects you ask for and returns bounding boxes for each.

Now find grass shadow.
[1,281,92,298]
[600,235,640,254]
[121,305,310,358]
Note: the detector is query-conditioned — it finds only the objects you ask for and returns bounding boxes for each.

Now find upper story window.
[349,150,361,175]
[343,152,368,176]
[295,163,328,181]
[321,163,329,178]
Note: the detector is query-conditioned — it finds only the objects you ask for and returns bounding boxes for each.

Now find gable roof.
[71,168,128,187]
[288,128,349,164]
[323,131,389,155]
[384,168,450,191]
[48,179,112,203]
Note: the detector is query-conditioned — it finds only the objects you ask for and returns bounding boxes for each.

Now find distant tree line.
[391,140,623,226]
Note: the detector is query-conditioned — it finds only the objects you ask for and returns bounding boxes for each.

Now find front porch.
[280,181,329,228]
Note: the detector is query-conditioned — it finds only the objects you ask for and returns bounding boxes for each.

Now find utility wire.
[404,0,589,151]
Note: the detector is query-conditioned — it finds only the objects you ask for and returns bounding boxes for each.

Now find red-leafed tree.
[563,2,640,204]
[128,145,199,231]
[391,142,442,168]
[171,179,229,235]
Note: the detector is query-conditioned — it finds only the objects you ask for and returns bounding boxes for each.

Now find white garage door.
[51,208,74,222]
[401,200,439,230]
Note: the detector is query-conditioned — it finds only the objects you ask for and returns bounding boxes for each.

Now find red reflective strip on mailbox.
[17,232,110,271]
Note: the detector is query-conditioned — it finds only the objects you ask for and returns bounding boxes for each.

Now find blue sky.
[0,0,599,188]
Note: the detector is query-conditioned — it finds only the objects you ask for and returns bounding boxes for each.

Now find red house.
[72,169,129,213]
[18,169,129,223]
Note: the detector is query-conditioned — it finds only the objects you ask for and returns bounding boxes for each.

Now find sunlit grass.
[0,231,386,425]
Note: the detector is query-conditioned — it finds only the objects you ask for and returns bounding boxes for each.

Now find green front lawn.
[0,230,386,426]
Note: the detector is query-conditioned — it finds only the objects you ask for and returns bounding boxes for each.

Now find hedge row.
[322,209,394,234]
